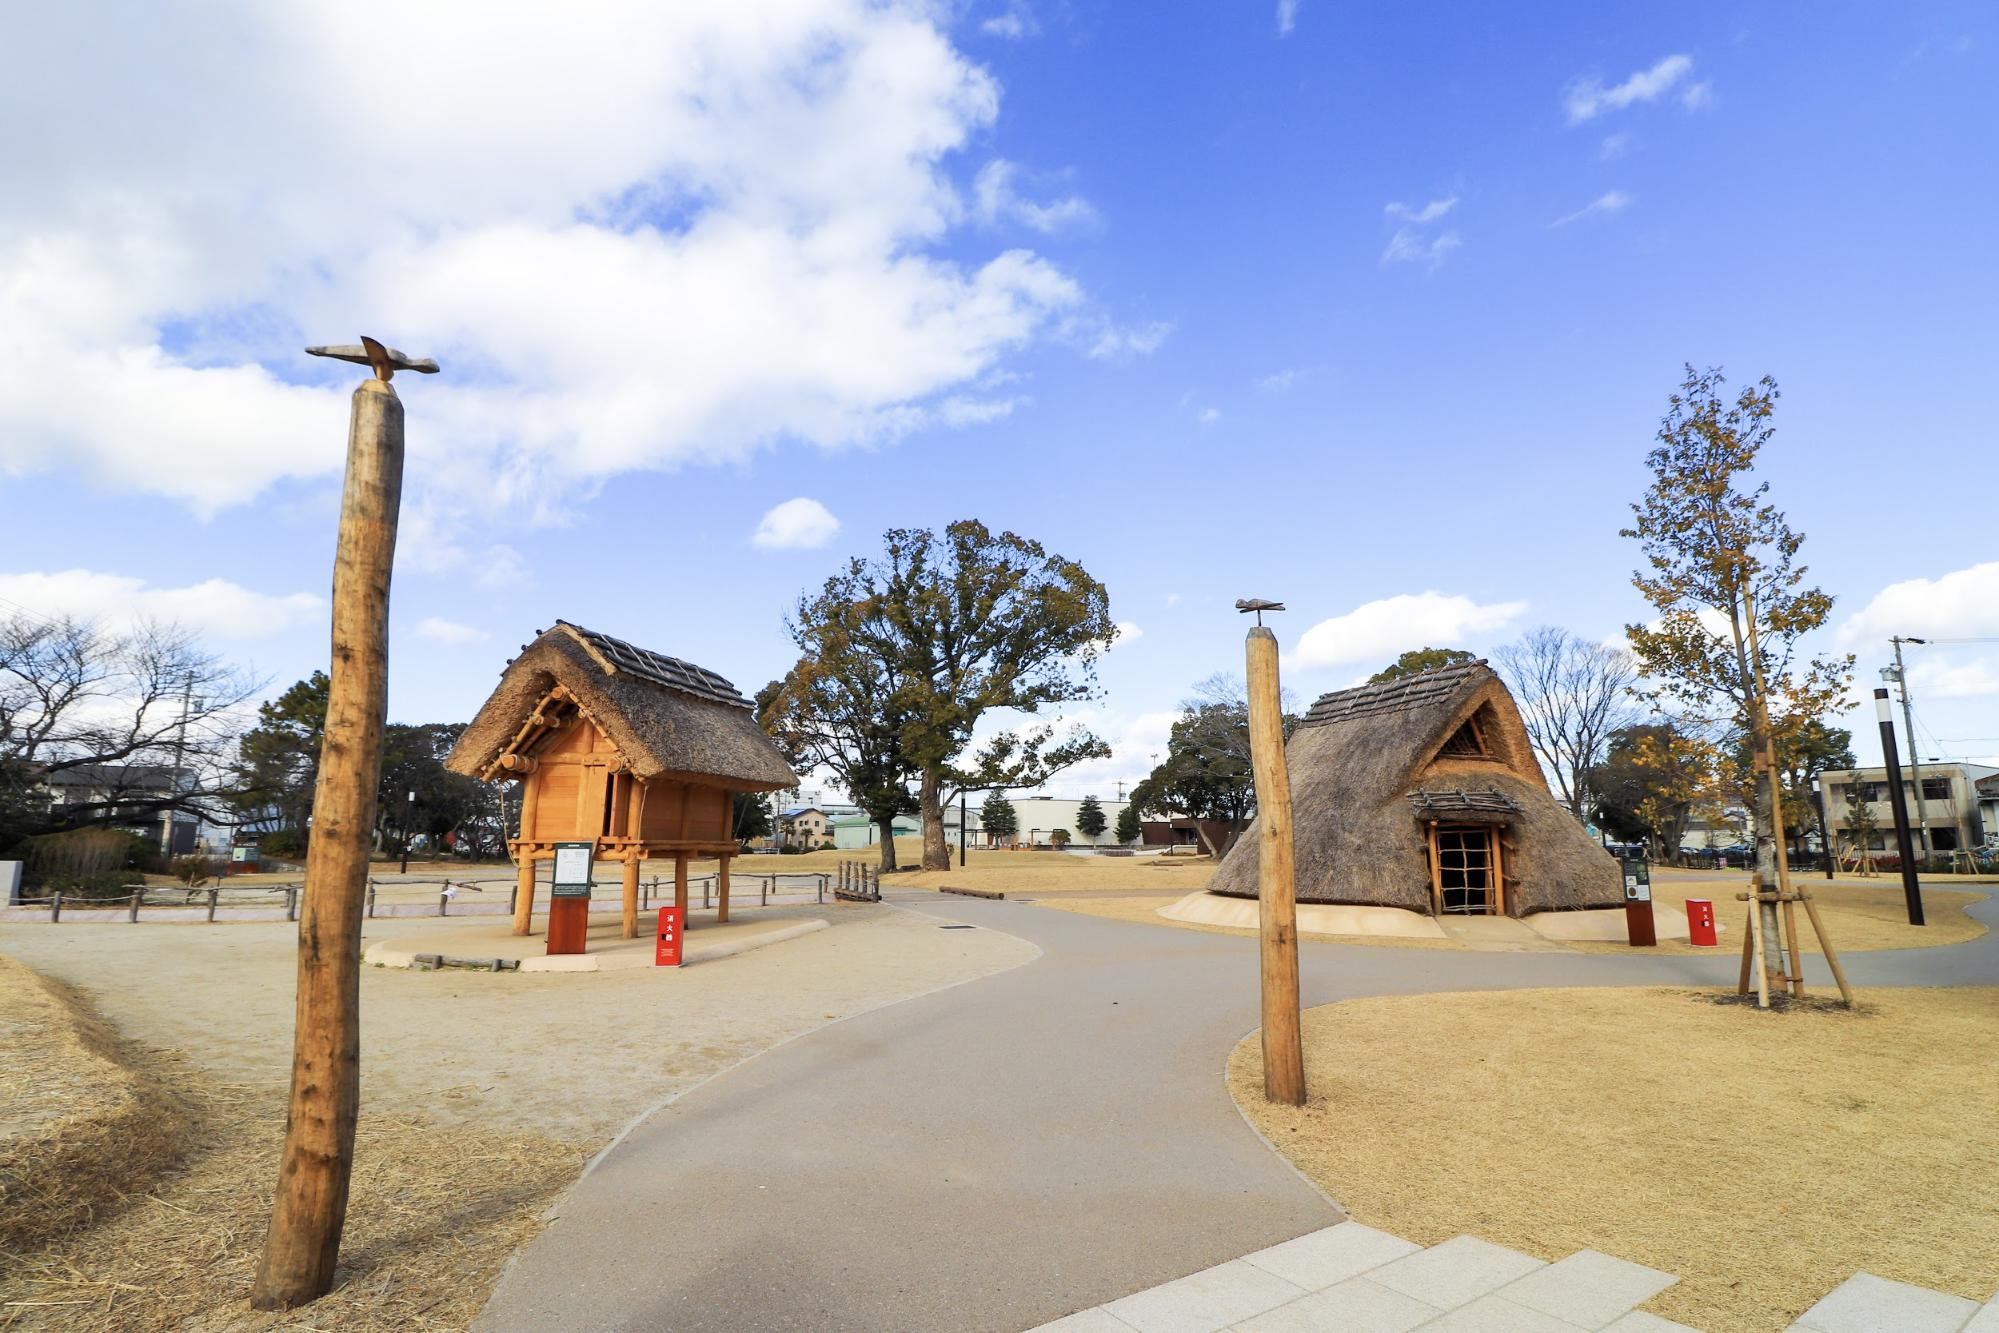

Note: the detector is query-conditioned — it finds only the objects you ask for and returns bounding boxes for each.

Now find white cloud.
[753,497,842,551]
[0,570,320,639]
[1257,368,1306,391]
[1276,0,1301,36]
[1084,319,1174,362]
[1838,561,1999,646]
[1164,592,1184,607]
[1563,54,1695,124]
[1382,228,1462,270]
[1113,622,1143,645]
[1381,196,1461,270]
[1551,190,1633,227]
[414,616,488,646]
[981,3,1036,39]
[1197,406,1222,425]
[1680,81,1713,110]
[0,5,1095,519]
[1599,132,1634,160]
[1385,196,1458,225]
[973,159,1097,234]
[1909,656,1999,700]
[1291,592,1528,670]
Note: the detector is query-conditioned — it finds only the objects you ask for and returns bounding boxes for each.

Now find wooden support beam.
[674,851,689,919]
[1489,828,1506,917]
[717,854,731,924]
[620,856,640,940]
[1427,820,1444,917]
[513,856,537,937]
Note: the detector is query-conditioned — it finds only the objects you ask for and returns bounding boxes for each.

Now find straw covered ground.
[1230,986,1999,1333]
[0,903,1033,1329]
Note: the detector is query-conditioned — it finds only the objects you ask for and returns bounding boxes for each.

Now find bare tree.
[1494,626,1642,820]
[0,612,260,839]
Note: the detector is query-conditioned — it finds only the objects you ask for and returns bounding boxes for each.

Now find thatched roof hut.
[446,621,796,791]
[1208,660,1620,916]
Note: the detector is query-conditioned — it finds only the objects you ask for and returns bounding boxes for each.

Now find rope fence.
[1,871,844,924]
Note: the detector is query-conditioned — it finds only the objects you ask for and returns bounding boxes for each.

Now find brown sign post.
[1239,598,1305,1106]
[250,338,433,1310]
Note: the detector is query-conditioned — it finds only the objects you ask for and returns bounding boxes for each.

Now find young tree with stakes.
[1622,365,1854,1005]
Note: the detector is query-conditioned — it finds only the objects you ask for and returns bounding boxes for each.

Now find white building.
[1821,763,1997,855]
[1001,795,1137,849]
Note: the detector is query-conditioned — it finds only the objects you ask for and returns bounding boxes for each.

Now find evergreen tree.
[1370,647,1476,683]
[1114,802,1142,845]
[980,791,1018,844]
[1075,794,1107,839]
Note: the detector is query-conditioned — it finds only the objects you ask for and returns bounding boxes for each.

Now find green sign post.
[551,842,595,900]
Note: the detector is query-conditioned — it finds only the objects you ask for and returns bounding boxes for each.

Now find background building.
[1820,763,1996,854]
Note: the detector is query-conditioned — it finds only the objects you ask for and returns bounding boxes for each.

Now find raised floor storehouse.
[446,622,797,946]
[1209,660,1620,917]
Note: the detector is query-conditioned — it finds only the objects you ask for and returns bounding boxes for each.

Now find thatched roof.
[1208,661,1620,915]
[445,622,798,792]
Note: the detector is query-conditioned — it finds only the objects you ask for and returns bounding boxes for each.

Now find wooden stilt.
[717,854,731,923]
[674,851,689,919]
[513,855,536,936]
[620,856,639,939]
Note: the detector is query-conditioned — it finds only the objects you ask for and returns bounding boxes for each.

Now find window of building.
[1920,778,1952,802]
[1932,827,1960,851]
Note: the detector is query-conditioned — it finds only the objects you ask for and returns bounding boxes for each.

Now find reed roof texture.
[445,622,798,792]
[1208,661,1621,915]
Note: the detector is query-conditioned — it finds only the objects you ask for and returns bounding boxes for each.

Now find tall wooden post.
[1245,624,1305,1106]
[674,851,689,919]
[252,341,423,1309]
[511,778,539,936]
[717,853,732,923]
[620,856,640,939]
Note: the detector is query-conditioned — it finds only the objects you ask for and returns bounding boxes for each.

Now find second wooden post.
[1245,623,1305,1106]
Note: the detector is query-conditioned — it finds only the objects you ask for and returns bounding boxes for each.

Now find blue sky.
[3,1,1996,796]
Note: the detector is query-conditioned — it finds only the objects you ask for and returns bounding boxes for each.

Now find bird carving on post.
[305,335,440,382]
[1235,598,1285,627]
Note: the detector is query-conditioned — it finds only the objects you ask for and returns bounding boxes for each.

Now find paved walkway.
[476,890,1997,1332]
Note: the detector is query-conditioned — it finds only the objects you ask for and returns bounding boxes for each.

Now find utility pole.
[162,673,196,857]
[958,790,967,867]
[399,789,415,874]
[1890,637,1930,859]
[1874,687,1925,926]
[252,337,432,1310]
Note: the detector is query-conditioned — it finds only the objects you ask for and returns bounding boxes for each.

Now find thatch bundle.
[447,622,796,791]
[1209,661,1621,915]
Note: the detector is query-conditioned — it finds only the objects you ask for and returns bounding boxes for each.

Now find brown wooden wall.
[520,715,733,845]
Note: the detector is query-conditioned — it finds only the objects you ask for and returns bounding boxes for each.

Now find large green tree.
[1370,647,1476,683]
[229,672,331,843]
[797,522,1113,870]
[1131,674,1298,857]
[1113,801,1142,845]
[980,791,1018,844]
[1622,366,1853,965]
[375,723,490,862]
[1586,722,1723,859]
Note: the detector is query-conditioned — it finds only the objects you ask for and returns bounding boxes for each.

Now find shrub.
[172,854,229,888]
[23,828,157,889]
[259,828,307,858]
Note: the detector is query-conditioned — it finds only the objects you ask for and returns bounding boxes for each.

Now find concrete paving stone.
[1232,1277,1442,1333]
[1366,1235,1547,1311]
[1497,1249,1678,1327]
[1103,1259,1309,1333]
[1600,1312,1701,1332]
[1963,1297,1999,1333]
[1027,1309,1142,1332]
[1417,1293,1592,1332]
[1242,1222,1423,1291]
[1791,1272,1980,1333]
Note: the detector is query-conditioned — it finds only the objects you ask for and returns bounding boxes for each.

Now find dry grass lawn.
[1230,986,1999,1332]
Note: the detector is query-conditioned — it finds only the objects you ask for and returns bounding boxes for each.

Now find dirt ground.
[0,902,1033,1329]
[1230,986,1999,1333]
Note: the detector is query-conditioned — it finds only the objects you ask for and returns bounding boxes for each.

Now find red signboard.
[1685,898,1718,947]
[655,906,684,967]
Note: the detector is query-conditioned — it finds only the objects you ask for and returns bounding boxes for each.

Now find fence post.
[130,889,142,922]
[367,883,377,918]
[819,873,826,904]
[287,885,298,922]
[762,876,769,907]
[51,891,62,923]
[208,886,220,922]
[508,884,517,915]
[439,889,449,917]
[704,876,711,910]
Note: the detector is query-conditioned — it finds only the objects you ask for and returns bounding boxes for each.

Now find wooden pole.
[512,777,540,937]
[674,851,689,919]
[717,853,731,923]
[1245,625,1304,1106]
[620,855,640,939]
[1745,881,1771,1010]
[251,370,406,1309]
[1797,890,1856,1007]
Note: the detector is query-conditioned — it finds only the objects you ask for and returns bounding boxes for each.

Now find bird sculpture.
[1234,598,1285,625]
[305,335,440,382]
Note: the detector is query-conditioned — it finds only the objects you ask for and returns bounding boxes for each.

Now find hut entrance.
[1432,825,1496,915]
